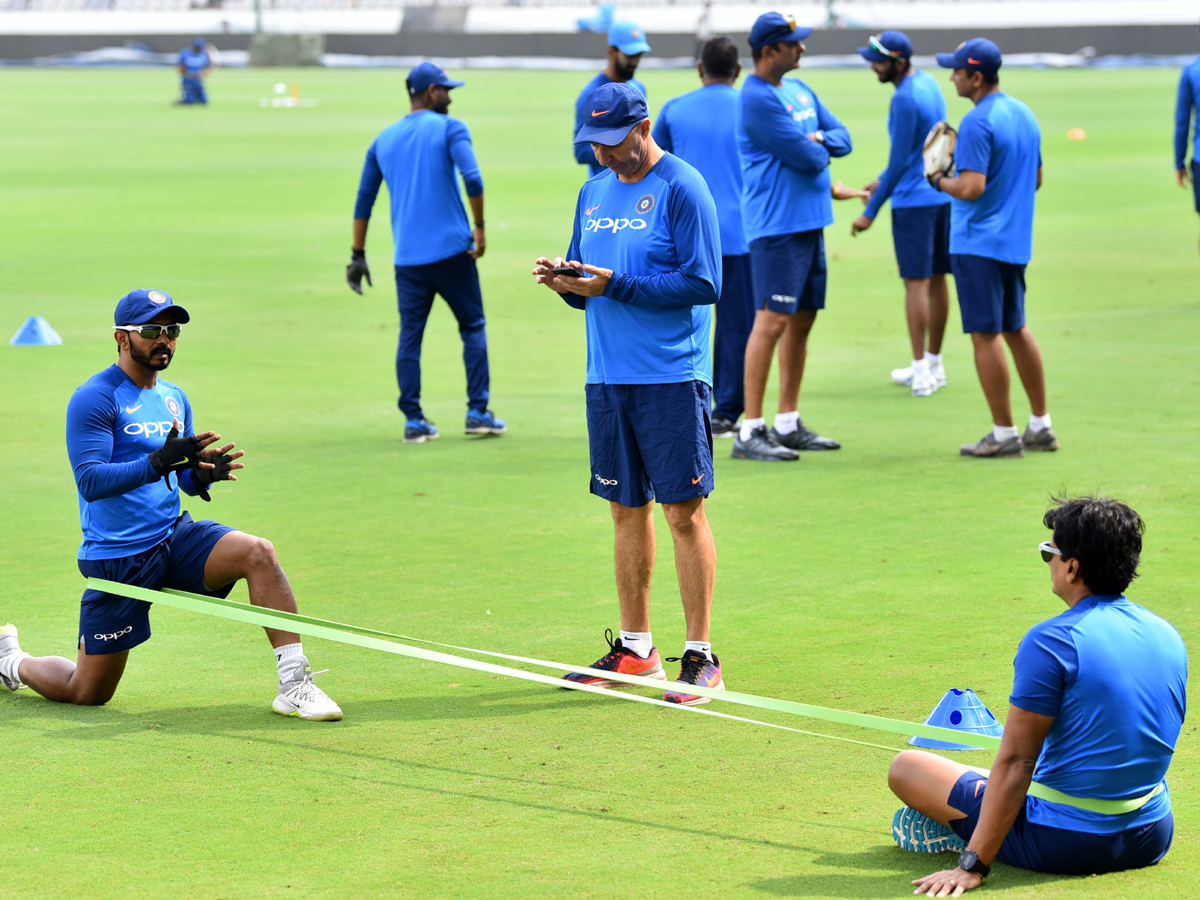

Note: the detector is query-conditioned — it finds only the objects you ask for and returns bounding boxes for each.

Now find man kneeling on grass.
[889,496,1185,894]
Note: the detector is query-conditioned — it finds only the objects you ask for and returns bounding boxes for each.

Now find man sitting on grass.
[888,496,1185,894]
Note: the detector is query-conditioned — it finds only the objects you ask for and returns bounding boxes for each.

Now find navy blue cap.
[857,30,912,62]
[574,82,648,146]
[749,12,812,50]
[113,289,190,326]
[607,20,651,56]
[406,62,465,96]
[936,38,1002,77]
[193,37,205,48]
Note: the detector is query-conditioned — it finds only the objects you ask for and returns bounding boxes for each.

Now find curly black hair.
[1043,496,1145,596]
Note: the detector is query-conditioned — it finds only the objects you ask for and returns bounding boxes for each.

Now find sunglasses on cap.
[869,34,905,59]
[114,324,183,340]
[1039,541,1062,564]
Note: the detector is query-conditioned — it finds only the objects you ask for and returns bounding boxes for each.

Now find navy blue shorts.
[947,771,1174,876]
[749,230,826,314]
[950,253,1026,333]
[585,381,714,508]
[77,512,235,656]
[892,204,952,280]
[1191,160,1200,214]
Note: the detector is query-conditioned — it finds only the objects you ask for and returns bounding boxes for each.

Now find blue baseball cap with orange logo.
[857,30,912,62]
[574,83,649,146]
[936,37,1002,77]
[749,12,812,50]
[607,21,651,55]
[113,289,190,326]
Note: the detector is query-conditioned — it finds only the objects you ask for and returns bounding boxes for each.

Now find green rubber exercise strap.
[87,578,1164,815]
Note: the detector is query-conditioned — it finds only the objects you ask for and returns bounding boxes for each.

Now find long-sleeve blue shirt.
[652,83,748,257]
[737,74,852,242]
[575,72,647,177]
[355,111,484,267]
[1174,58,1200,170]
[863,69,949,220]
[177,46,210,77]
[66,365,204,560]
[560,153,721,385]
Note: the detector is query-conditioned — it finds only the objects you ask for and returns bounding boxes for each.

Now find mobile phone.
[553,266,584,276]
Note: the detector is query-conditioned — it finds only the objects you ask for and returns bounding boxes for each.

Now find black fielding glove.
[147,423,204,489]
[346,247,372,295]
[191,451,235,502]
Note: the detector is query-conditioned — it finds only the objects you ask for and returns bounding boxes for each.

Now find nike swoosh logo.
[692,475,704,484]
[125,404,142,414]
[586,204,601,215]
[178,457,189,466]
[591,109,610,117]
[967,57,982,65]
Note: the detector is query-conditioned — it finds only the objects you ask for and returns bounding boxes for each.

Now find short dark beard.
[614,59,638,81]
[129,339,173,371]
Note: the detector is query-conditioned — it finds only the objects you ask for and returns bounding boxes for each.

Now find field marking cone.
[10,315,63,346]
[908,688,1003,751]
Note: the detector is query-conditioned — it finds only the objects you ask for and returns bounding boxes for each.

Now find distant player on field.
[348,63,506,443]
[889,497,1184,893]
[851,31,952,398]
[0,290,342,721]
[652,36,752,439]
[532,83,725,705]
[1173,23,1200,256]
[930,39,1056,458]
[175,38,211,106]
[574,21,651,178]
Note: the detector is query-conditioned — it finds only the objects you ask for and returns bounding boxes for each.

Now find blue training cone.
[10,315,62,346]
[908,688,1003,751]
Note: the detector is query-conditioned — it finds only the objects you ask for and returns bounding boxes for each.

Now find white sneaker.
[890,365,913,386]
[273,664,343,721]
[928,358,947,388]
[911,369,938,397]
[0,624,28,691]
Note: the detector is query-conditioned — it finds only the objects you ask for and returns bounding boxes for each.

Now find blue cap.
[857,30,912,62]
[406,62,465,96]
[607,20,651,55]
[113,289,190,327]
[574,82,648,146]
[936,38,1002,77]
[749,12,812,50]
[193,37,205,48]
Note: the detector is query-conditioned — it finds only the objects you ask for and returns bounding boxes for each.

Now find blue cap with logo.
[113,289,191,326]
[607,20,651,55]
[936,37,1002,77]
[749,12,812,50]
[857,30,912,62]
[407,61,465,96]
[574,82,648,146]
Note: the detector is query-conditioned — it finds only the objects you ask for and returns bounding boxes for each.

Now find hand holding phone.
[553,266,584,277]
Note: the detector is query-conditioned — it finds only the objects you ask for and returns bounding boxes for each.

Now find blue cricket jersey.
[66,365,206,561]
[177,47,210,77]
[561,153,721,385]
[863,69,949,220]
[1174,58,1200,169]
[652,83,747,257]
[1010,594,1186,834]
[950,92,1041,265]
[738,74,853,242]
[355,111,484,267]
[575,73,647,177]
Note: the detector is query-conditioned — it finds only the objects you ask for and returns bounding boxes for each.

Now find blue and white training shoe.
[464,409,506,435]
[404,418,440,444]
[891,807,966,853]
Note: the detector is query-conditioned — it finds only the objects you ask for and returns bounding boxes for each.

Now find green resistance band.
[87,578,1163,816]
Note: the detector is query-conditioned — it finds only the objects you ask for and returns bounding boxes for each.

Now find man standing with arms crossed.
[532,83,724,705]
[348,62,506,443]
[733,13,852,462]
[931,39,1057,457]
[851,31,952,398]
[653,35,752,439]
[1173,23,1200,256]
[574,21,651,179]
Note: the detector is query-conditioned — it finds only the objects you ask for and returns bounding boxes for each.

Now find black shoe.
[711,416,737,439]
[731,425,799,461]
[1021,425,1059,452]
[960,432,1024,458]
[771,422,841,451]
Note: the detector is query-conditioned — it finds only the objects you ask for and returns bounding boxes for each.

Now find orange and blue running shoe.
[563,628,666,688]
[663,650,724,705]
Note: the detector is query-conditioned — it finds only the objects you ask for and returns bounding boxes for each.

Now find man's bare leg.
[741,310,791,421]
[970,332,1014,427]
[660,497,715,642]
[928,274,949,355]
[775,310,817,415]
[888,750,974,827]
[18,641,128,706]
[610,501,655,633]
[1002,326,1047,417]
[203,531,301,649]
[904,278,931,360]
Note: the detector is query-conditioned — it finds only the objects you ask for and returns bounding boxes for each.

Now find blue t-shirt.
[66,365,206,561]
[561,153,721,385]
[1174,57,1200,169]
[653,83,747,257]
[863,69,949,220]
[949,92,1041,265]
[1010,594,1187,834]
[354,111,484,267]
[575,73,647,177]
[177,47,210,78]
[738,74,853,243]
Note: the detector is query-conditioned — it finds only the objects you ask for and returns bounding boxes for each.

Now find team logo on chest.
[635,194,655,215]
[165,396,182,419]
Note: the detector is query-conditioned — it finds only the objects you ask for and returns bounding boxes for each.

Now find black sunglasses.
[114,324,182,340]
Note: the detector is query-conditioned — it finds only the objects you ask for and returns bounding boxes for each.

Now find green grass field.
[1,65,1197,899]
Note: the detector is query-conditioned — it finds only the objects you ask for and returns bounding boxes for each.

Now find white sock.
[275,642,306,684]
[993,424,1020,442]
[773,411,800,434]
[619,631,653,659]
[0,652,30,686]
[684,640,713,662]
[740,417,765,441]
[925,352,942,367]
[912,357,930,378]
[1029,413,1052,431]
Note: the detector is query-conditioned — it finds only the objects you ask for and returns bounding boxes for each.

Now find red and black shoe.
[663,650,724,705]
[563,628,666,688]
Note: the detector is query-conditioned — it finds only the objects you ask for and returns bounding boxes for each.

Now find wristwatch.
[958,849,991,879]
[931,172,945,191]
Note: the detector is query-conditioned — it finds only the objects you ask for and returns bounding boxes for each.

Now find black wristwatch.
[931,172,945,191]
[958,849,991,879]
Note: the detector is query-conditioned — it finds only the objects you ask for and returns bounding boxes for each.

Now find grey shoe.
[0,624,27,690]
[960,432,1025,458]
[732,425,799,461]
[1022,425,1059,452]
[771,422,841,451]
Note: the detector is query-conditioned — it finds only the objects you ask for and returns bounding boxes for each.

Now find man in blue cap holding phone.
[574,21,651,178]
[175,38,211,106]
[348,62,506,443]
